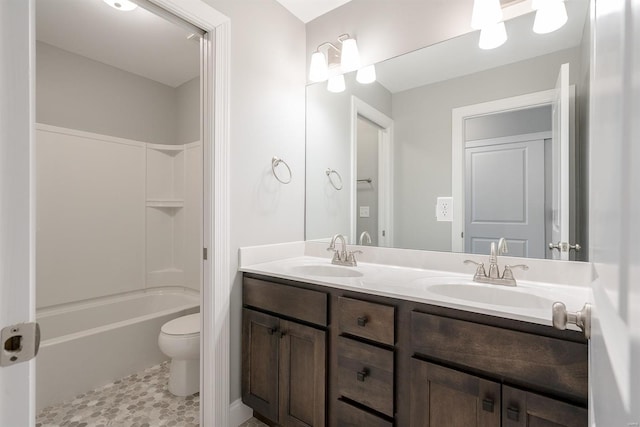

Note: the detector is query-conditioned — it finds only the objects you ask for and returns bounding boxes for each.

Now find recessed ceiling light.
[103,0,138,12]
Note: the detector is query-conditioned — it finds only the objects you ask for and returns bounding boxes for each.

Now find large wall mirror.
[305,1,590,261]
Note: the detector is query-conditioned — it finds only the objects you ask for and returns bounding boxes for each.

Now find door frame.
[350,96,394,247]
[451,89,557,252]
[149,1,231,425]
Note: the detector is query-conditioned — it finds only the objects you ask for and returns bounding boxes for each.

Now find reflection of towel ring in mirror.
[272,156,292,184]
[325,168,343,190]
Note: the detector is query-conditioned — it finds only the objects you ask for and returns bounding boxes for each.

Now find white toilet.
[158,313,200,396]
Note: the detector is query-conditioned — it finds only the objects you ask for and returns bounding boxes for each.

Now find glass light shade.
[309,51,329,82]
[356,65,377,84]
[471,0,503,30]
[327,74,346,93]
[479,21,507,50]
[533,0,568,34]
[340,38,361,73]
[103,0,138,11]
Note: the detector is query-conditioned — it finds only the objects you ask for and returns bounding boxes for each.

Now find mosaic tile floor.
[36,362,199,427]
[239,418,268,427]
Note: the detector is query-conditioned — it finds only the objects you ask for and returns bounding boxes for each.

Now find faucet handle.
[464,259,486,278]
[502,264,529,280]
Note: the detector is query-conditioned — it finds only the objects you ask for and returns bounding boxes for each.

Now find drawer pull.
[279,330,287,339]
[357,316,368,327]
[482,398,494,413]
[507,406,520,421]
[356,368,370,382]
[267,327,278,335]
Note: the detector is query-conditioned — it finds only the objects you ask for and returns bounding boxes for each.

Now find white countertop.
[239,242,593,331]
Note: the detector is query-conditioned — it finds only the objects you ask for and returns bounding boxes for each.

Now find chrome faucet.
[359,231,372,246]
[327,234,362,266]
[464,238,528,286]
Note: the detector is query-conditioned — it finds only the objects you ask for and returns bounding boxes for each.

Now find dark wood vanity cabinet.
[242,274,588,427]
[242,278,327,427]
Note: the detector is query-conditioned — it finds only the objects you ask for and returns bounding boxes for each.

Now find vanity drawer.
[410,311,588,400]
[243,277,327,326]
[337,336,394,417]
[336,399,393,427]
[338,297,395,345]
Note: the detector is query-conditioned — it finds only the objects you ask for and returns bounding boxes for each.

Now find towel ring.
[325,168,343,190]
[272,156,292,184]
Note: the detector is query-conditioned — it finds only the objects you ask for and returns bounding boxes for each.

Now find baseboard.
[229,399,253,426]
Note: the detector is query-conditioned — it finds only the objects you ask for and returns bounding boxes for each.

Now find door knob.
[552,302,591,339]
[548,242,582,252]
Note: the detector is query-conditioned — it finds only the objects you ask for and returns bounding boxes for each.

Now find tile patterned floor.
[239,418,268,427]
[36,362,199,427]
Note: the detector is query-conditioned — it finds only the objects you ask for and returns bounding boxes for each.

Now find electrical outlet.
[436,197,453,222]
[359,206,370,218]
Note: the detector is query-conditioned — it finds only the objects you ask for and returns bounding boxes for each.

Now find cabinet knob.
[267,327,278,335]
[356,368,369,382]
[357,316,368,327]
[506,406,520,421]
[279,330,287,339]
[482,398,494,413]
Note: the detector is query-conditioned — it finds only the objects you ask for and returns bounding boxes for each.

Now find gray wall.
[392,47,582,251]
[203,0,307,403]
[176,77,200,144]
[36,41,189,144]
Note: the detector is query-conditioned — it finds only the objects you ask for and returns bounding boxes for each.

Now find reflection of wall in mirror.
[305,73,391,242]
[356,116,380,246]
[393,47,582,252]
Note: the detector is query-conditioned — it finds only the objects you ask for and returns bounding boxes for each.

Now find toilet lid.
[161,313,200,335]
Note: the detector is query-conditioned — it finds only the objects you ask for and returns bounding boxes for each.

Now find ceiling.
[274,0,354,23]
[36,0,200,88]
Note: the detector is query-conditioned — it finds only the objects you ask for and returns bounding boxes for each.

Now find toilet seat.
[161,313,200,336]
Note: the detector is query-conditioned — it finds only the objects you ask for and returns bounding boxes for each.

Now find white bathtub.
[36,287,199,411]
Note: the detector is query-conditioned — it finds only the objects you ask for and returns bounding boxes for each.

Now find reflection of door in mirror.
[356,117,380,246]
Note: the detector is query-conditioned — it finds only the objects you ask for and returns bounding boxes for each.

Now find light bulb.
[103,0,138,11]
[479,21,507,50]
[340,38,360,73]
[356,65,376,84]
[471,0,503,30]
[327,75,346,93]
[533,0,568,34]
[309,51,329,82]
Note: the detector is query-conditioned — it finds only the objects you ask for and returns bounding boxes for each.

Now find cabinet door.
[242,308,280,422]
[502,386,587,427]
[279,320,326,427]
[410,359,500,427]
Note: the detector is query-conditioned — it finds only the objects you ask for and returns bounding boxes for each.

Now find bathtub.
[36,287,199,411]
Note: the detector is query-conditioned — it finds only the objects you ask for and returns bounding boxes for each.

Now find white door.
[0,1,36,426]
[550,63,570,260]
[588,0,639,425]
[465,137,546,258]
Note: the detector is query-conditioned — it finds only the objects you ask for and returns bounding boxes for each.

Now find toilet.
[158,313,200,396]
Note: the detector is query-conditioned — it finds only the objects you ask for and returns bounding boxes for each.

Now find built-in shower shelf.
[146,143,185,154]
[146,199,184,208]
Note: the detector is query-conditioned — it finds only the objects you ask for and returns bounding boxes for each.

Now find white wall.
[393,48,581,251]
[356,117,379,246]
[306,74,392,242]
[202,0,307,402]
[36,41,200,145]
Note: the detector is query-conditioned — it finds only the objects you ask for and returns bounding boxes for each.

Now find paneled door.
[464,137,545,258]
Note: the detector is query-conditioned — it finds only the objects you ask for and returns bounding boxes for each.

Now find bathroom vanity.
[239,246,590,427]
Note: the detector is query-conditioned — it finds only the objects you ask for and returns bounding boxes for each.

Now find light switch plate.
[359,206,370,218]
[436,197,453,221]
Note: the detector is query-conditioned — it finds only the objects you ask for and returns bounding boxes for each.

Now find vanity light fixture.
[309,51,329,82]
[308,34,362,82]
[479,21,508,49]
[532,0,568,34]
[103,0,138,11]
[356,65,377,84]
[471,0,503,30]
[339,36,361,73]
[327,74,346,93]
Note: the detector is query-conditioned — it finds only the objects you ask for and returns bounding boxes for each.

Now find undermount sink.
[287,264,363,278]
[426,284,554,309]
